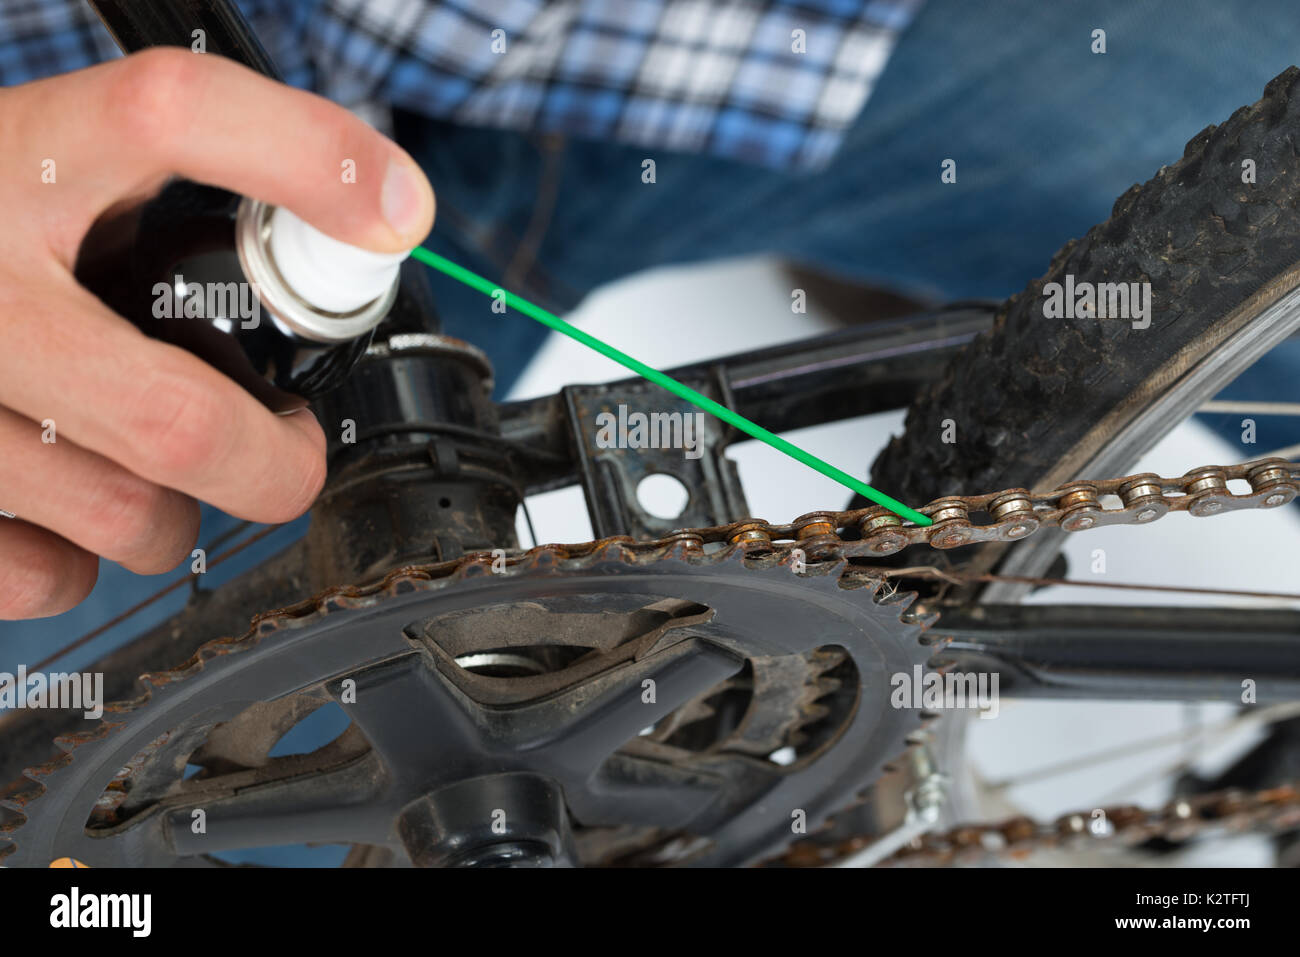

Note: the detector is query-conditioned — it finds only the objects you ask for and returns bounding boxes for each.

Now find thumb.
[9,48,434,265]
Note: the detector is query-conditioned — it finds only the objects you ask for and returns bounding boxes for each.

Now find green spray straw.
[410,246,932,527]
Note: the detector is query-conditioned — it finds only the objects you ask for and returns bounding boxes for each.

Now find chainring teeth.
[1,530,943,868]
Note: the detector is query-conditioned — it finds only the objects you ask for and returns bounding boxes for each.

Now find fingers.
[0,49,397,620]
[0,276,327,524]
[3,47,435,264]
[0,405,199,574]
[0,519,99,620]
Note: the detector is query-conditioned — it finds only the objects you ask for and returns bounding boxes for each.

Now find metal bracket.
[563,375,750,539]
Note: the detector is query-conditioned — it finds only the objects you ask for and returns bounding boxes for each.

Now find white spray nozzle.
[268,207,411,314]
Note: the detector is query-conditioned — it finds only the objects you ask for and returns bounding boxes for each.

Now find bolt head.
[1135,507,1158,523]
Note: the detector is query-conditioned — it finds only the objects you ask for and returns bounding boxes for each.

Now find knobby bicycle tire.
[871,66,1300,505]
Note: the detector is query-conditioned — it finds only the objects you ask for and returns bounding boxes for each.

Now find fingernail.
[381,155,430,240]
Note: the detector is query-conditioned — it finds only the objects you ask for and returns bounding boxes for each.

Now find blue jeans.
[5,0,1299,862]
[411,0,1300,459]
[413,0,1300,389]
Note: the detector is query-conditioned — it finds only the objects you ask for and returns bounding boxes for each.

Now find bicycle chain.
[671,456,1300,558]
[5,457,1297,866]
[649,453,1298,868]
[780,785,1300,867]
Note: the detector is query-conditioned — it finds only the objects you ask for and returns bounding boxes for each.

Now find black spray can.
[76,179,407,412]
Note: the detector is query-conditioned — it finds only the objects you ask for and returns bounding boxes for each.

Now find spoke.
[30,524,284,672]
[166,752,392,855]
[1094,703,1293,803]
[1199,399,1300,416]
[987,701,1300,791]
[505,639,742,773]
[890,565,1300,602]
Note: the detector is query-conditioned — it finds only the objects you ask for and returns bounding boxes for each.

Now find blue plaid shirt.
[0,0,921,170]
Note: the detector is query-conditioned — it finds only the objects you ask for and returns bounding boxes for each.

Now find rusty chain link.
[780,785,1300,868]
[642,453,1299,868]
[5,456,1298,866]
[644,456,1299,560]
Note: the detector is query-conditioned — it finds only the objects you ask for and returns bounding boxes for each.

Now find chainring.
[1,539,932,867]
